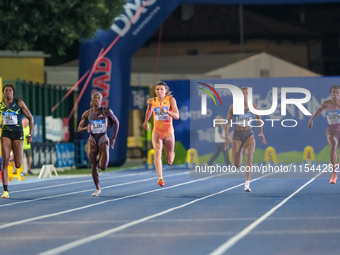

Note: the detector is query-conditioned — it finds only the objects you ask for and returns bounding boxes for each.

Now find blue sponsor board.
[55,143,75,168]
[33,115,43,143]
[31,143,57,169]
[131,87,149,110]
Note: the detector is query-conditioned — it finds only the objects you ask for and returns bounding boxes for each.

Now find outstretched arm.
[308,101,328,129]
[224,105,233,150]
[106,109,119,149]
[78,110,90,132]
[144,99,153,131]
[254,104,267,144]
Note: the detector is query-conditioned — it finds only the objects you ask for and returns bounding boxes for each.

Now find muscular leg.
[1,137,12,187]
[98,141,109,171]
[152,131,163,178]
[163,133,175,165]
[88,140,100,190]
[327,133,339,174]
[243,136,256,181]
[232,140,244,167]
[12,140,23,169]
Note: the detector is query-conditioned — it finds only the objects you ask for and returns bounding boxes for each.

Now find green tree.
[0,0,125,55]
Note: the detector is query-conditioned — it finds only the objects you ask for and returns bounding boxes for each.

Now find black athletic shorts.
[2,130,24,141]
[232,129,254,143]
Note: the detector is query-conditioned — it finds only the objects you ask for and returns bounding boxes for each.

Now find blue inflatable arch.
[78,0,339,166]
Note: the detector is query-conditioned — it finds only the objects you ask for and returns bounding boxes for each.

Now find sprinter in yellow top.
[144,81,179,186]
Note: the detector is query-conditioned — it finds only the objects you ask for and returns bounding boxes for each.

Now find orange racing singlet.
[152,96,174,139]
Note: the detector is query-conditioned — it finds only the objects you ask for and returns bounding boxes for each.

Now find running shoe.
[244,181,251,192]
[157,177,164,187]
[92,189,101,197]
[1,191,9,198]
[330,173,337,184]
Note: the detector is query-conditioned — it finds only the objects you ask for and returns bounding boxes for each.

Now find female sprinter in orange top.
[144,81,179,186]
[308,85,340,184]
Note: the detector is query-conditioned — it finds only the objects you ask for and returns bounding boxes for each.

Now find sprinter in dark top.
[1,84,34,198]
[78,92,119,197]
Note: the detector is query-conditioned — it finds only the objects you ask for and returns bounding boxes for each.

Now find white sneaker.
[92,189,101,197]
[244,181,251,192]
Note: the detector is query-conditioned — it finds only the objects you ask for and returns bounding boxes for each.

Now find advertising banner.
[55,143,75,168]
[33,115,43,143]
[190,77,340,163]
[31,143,57,169]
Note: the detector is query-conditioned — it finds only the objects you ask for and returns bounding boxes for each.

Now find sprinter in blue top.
[0,84,34,198]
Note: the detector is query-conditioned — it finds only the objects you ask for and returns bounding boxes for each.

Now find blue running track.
[0,166,339,255]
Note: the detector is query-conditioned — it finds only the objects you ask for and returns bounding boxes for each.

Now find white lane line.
[208,171,323,255]
[0,172,223,229]
[0,172,188,208]
[15,215,340,225]
[100,229,340,238]
[2,228,340,241]
[36,174,273,255]
[10,170,154,193]
[8,167,152,186]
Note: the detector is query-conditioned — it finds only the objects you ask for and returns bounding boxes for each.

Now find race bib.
[90,119,106,134]
[326,110,340,125]
[154,107,169,121]
[234,113,253,127]
[2,112,18,125]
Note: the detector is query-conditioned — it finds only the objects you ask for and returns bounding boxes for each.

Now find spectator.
[22,118,33,175]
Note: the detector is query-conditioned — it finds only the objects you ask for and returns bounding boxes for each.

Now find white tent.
[206,52,320,78]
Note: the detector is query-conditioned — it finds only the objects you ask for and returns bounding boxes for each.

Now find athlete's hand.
[87,124,92,133]
[27,136,33,145]
[259,133,267,144]
[308,119,313,129]
[144,122,150,131]
[160,107,168,114]
[110,137,116,149]
[224,138,231,150]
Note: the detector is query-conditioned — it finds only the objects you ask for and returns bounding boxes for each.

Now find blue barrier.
[74,139,90,168]
[55,143,75,168]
